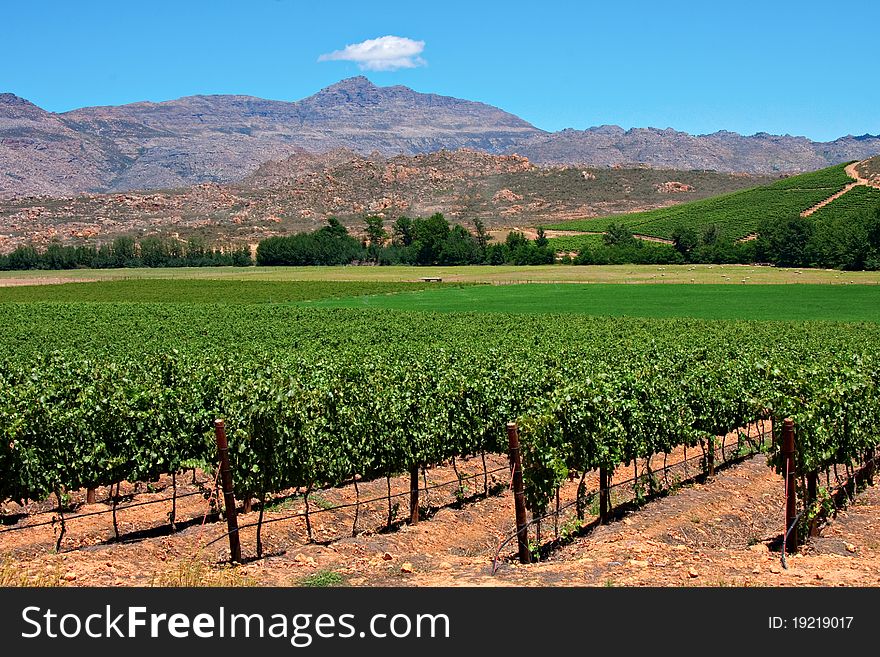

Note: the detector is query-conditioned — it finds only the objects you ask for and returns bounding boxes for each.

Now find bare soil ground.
[851,159,880,189]
[488,458,880,587]
[0,276,97,287]
[3,431,879,588]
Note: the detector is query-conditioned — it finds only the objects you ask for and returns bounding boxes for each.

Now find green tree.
[6,245,41,270]
[439,225,482,265]
[256,220,363,266]
[364,216,387,262]
[411,213,451,265]
[671,225,699,258]
[321,217,348,239]
[757,216,814,267]
[231,246,253,267]
[604,223,636,247]
[139,236,172,267]
[111,236,138,267]
[185,236,208,264]
[392,217,415,247]
[535,227,548,248]
[42,243,77,270]
[472,218,490,255]
[701,223,722,246]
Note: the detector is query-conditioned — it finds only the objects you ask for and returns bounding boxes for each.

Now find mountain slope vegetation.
[546,164,854,240]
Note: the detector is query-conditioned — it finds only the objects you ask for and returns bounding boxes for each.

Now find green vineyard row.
[1,304,878,515]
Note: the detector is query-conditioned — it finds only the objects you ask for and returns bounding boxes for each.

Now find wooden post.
[806,470,819,537]
[86,488,97,505]
[707,436,715,477]
[54,489,66,553]
[506,422,531,564]
[409,464,420,525]
[599,467,611,524]
[781,418,798,553]
[214,419,242,563]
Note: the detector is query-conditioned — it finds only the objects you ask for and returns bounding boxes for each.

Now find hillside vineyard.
[547,164,855,239]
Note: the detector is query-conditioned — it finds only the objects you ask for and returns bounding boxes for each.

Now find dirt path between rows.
[800,182,859,217]
[848,160,880,189]
[798,159,880,218]
[485,458,880,587]
[4,430,878,587]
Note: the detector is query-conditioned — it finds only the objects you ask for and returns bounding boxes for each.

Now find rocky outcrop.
[0,149,775,253]
[654,181,695,193]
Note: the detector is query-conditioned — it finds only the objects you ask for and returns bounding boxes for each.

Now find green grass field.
[4,274,879,322]
[0,280,448,304]
[3,263,880,286]
[308,283,880,322]
[544,164,854,240]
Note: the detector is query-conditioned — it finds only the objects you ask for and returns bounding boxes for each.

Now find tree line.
[0,235,253,271]
[3,203,878,271]
[569,223,757,266]
[570,203,880,270]
[255,214,554,266]
[755,205,880,270]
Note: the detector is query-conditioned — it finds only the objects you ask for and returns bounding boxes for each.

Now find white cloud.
[318,35,426,72]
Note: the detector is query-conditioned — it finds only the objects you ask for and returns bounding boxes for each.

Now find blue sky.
[2,0,877,141]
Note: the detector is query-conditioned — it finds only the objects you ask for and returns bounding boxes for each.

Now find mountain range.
[1,76,878,198]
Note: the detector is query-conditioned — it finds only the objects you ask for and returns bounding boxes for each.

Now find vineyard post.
[170,472,177,532]
[599,467,611,524]
[86,488,96,505]
[707,436,715,477]
[864,448,875,487]
[409,464,420,525]
[506,422,531,564]
[806,471,819,537]
[54,489,66,553]
[782,418,798,553]
[214,419,242,563]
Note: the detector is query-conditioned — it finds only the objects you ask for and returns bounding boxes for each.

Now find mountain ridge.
[1,77,878,198]
[510,125,880,173]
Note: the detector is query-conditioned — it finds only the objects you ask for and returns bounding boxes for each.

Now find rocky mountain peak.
[0,93,49,119]
[309,76,382,103]
[324,76,376,91]
[0,93,38,106]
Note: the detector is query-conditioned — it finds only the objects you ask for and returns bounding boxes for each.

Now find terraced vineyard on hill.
[546,164,854,240]
[809,184,880,224]
[543,233,606,253]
